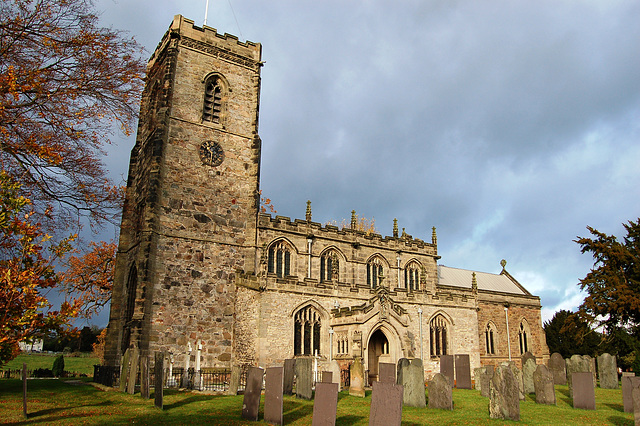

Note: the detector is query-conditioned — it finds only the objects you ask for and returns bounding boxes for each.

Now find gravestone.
[533,364,556,405]
[572,372,595,410]
[127,348,140,394]
[379,362,396,383]
[440,355,454,388]
[369,381,404,425]
[119,348,131,392]
[480,368,494,398]
[396,358,410,386]
[321,371,332,383]
[283,358,296,395]
[140,355,150,399]
[633,385,640,425]
[264,366,284,426]
[522,358,536,394]
[349,358,365,397]
[154,352,164,410]
[597,353,618,389]
[296,357,313,400]
[521,351,536,366]
[501,362,525,401]
[242,366,264,421]
[327,360,342,392]
[227,365,240,396]
[567,355,596,397]
[622,375,640,412]
[548,352,567,385]
[312,382,339,426]
[474,367,486,391]
[428,373,453,410]
[454,354,472,389]
[398,358,426,407]
[489,364,520,421]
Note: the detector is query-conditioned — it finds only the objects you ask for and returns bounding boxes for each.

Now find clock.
[199,141,224,166]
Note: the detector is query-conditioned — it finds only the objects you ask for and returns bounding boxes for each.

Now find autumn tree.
[60,239,116,319]
[0,0,145,231]
[0,172,80,365]
[575,218,640,332]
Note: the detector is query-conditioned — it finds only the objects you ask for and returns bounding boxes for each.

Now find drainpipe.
[329,328,334,362]
[504,305,511,361]
[418,307,423,360]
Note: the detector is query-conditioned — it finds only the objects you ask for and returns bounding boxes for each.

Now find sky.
[89,0,640,327]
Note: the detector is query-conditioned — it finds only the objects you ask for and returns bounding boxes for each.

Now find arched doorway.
[367,329,391,383]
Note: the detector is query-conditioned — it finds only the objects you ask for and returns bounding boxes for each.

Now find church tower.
[104,15,262,367]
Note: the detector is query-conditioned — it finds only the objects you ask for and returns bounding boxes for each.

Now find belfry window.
[320,251,339,282]
[203,76,223,123]
[367,257,384,288]
[268,241,291,278]
[404,262,421,291]
[485,323,496,355]
[294,306,321,356]
[430,314,448,357]
[519,321,529,355]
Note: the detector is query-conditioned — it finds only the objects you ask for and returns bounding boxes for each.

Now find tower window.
[320,250,339,282]
[203,76,223,123]
[404,262,421,291]
[268,240,292,278]
[294,305,321,356]
[367,257,384,288]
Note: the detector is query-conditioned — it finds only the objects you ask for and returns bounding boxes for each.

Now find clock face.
[199,141,224,166]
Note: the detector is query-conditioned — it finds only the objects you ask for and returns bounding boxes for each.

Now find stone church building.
[104,15,549,380]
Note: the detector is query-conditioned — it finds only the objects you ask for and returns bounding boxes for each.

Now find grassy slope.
[2,354,100,375]
[0,379,633,425]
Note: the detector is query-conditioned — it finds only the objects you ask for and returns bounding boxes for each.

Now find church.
[104,15,549,381]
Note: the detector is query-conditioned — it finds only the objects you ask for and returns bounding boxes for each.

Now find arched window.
[320,250,339,283]
[203,75,223,123]
[404,261,421,291]
[519,321,529,355]
[367,257,384,289]
[294,305,321,356]
[430,314,448,357]
[485,322,497,355]
[268,240,292,278]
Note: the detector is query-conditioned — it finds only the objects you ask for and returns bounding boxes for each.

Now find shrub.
[52,354,65,377]
[33,368,54,378]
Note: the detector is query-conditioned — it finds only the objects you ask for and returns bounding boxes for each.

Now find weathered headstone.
[474,367,486,391]
[567,355,596,397]
[454,354,472,389]
[396,358,410,386]
[127,348,140,394]
[227,365,240,396]
[369,381,404,425]
[296,357,313,400]
[622,375,640,412]
[264,366,284,426]
[428,373,453,410]
[119,348,131,392]
[533,364,556,405]
[480,368,493,398]
[398,358,426,407]
[521,351,536,366]
[522,358,536,394]
[141,355,150,399]
[283,358,296,395]
[548,352,567,385]
[489,364,520,421]
[633,385,640,425]
[154,352,164,410]
[349,358,365,397]
[242,366,264,421]
[597,353,618,389]
[312,382,339,426]
[440,355,454,388]
[572,372,596,410]
[327,360,342,392]
[379,362,396,383]
[501,362,525,401]
[321,371,332,383]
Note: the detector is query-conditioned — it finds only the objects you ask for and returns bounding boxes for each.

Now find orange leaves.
[259,190,277,214]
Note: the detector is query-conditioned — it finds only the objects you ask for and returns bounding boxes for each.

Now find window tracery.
[294,305,321,356]
[203,75,223,123]
[430,314,449,357]
[268,240,292,278]
[404,261,421,291]
[485,322,497,355]
[367,256,384,288]
[320,250,340,282]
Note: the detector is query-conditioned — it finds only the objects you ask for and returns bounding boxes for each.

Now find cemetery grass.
[2,354,100,376]
[0,379,633,425]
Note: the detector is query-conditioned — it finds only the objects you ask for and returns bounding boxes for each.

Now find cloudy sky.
[91,0,640,327]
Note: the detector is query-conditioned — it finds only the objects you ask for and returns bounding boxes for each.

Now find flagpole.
[204,0,210,26]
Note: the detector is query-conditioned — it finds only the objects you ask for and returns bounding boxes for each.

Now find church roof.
[437,265,530,295]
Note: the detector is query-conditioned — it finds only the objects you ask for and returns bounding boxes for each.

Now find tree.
[544,309,602,358]
[0,0,145,231]
[575,218,640,332]
[60,240,116,319]
[0,172,80,365]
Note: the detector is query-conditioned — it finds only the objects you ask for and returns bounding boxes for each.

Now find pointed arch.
[267,238,297,278]
[201,72,230,124]
[403,258,422,291]
[429,312,451,357]
[319,246,345,283]
[518,318,531,355]
[485,321,498,355]
[366,254,389,288]
[291,302,328,356]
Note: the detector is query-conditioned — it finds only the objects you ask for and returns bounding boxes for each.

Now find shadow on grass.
[283,397,314,423]
[336,414,366,425]
[607,415,634,426]
[605,402,625,412]
[162,394,216,410]
[557,387,570,398]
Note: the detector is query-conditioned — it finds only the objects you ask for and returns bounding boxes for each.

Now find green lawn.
[0,379,633,425]
[2,354,100,376]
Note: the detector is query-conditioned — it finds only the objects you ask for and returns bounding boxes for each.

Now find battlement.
[257,212,437,253]
[149,15,262,70]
